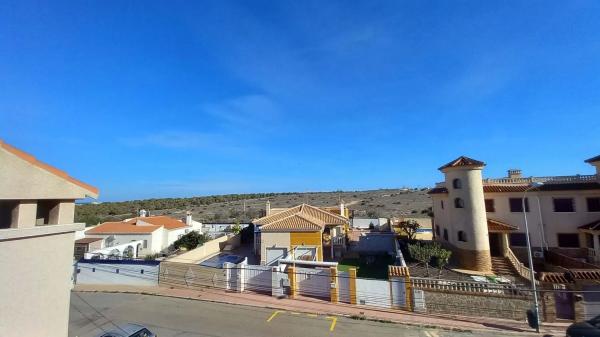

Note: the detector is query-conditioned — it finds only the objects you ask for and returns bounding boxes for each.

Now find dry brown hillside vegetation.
[75,188,432,226]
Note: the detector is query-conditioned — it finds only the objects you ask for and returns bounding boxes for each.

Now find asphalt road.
[70,292,517,337]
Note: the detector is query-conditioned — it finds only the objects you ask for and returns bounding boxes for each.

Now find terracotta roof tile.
[0,139,99,197]
[255,204,348,232]
[540,270,600,284]
[487,218,518,232]
[428,183,600,195]
[126,216,187,230]
[438,156,485,171]
[75,237,104,244]
[85,222,161,234]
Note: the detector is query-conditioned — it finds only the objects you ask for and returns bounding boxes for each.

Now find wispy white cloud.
[202,94,280,129]
[440,53,520,107]
[118,130,228,150]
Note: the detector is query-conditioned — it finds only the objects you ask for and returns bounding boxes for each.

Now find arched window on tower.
[452,178,462,189]
[454,198,464,208]
[458,230,467,242]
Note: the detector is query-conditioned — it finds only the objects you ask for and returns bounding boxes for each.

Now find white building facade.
[83,213,202,258]
[430,155,600,272]
[0,140,99,337]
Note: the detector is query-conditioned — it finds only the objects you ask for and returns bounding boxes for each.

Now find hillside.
[75,188,433,226]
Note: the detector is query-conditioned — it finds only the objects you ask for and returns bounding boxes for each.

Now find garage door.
[266,248,287,266]
[583,285,600,320]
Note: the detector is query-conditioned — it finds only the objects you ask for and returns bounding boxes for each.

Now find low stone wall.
[421,290,531,320]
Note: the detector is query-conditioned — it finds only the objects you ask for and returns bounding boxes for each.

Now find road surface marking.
[424,331,439,337]
[291,312,301,315]
[326,316,337,332]
[266,310,282,322]
[307,314,318,317]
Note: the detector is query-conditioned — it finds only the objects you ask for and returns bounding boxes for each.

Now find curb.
[73,288,557,336]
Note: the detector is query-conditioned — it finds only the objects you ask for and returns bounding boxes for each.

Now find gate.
[159,261,227,290]
[554,290,575,320]
[583,285,600,320]
[338,271,350,303]
[244,265,273,294]
[296,267,330,299]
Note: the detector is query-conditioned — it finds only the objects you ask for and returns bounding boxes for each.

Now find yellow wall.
[290,231,323,261]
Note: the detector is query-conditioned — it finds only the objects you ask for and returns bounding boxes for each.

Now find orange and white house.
[253,203,349,265]
[84,212,202,257]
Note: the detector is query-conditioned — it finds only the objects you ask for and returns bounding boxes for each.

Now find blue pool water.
[199,253,244,268]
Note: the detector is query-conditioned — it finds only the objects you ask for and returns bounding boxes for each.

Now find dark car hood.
[567,321,600,336]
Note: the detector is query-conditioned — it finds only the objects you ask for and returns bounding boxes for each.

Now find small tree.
[431,243,452,278]
[398,219,421,240]
[408,242,436,277]
[231,221,242,234]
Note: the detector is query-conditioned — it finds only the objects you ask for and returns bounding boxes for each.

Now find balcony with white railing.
[434,174,597,188]
[483,174,597,185]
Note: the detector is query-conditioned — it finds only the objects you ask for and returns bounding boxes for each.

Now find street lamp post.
[523,182,543,333]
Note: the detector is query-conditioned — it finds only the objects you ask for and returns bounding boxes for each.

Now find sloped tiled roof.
[86,222,161,234]
[428,183,600,195]
[75,237,104,244]
[540,270,600,284]
[438,156,485,171]
[487,218,518,232]
[255,204,348,232]
[126,216,188,230]
[0,139,99,197]
[579,219,600,231]
[585,155,600,163]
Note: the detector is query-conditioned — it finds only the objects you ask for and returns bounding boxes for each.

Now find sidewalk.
[73,284,567,336]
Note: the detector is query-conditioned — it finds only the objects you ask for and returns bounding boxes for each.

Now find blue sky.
[1,1,600,201]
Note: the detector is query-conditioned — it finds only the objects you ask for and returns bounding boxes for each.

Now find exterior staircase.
[491,256,529,284]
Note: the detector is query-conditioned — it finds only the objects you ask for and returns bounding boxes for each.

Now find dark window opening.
[557,233,580,248]
[435,225,440,236]
[36,200,60,225]
[441,200,444,209]
[587,198,600,212]
[452,178,462,189]
[443,229,448,241]
[0,201,17,229]
[510,233,527,247]
[458,231,467,242]
[553,198,575,212]
[509,198,529,213]
[485,199,495,212]
[454,198,464,209]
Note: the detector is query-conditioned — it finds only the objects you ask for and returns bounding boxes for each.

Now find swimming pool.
[199,253,244,268]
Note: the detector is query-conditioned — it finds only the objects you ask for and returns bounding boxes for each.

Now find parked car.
[567,315,600,337]
[95,323,156,337]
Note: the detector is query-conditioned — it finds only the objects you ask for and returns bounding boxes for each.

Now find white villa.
[82,211,202,258]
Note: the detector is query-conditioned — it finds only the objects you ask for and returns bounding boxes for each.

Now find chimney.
[139,209,147,217]
[186,211,193,225]
[266,200,271,216]
[339,200,345,218]
[507,169,522,179]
